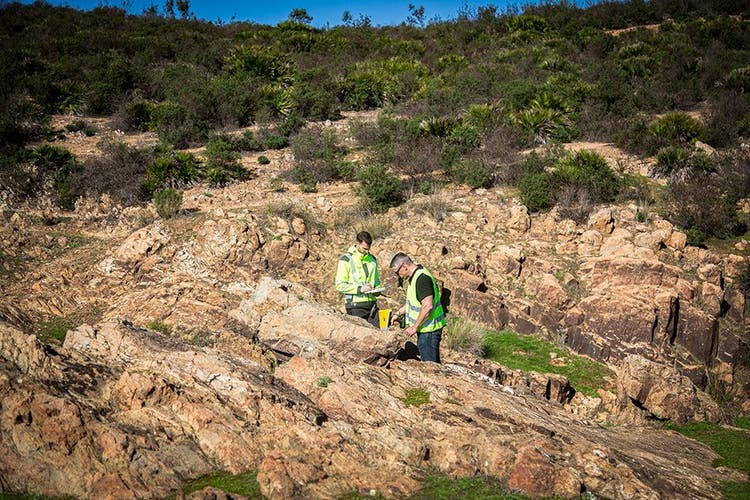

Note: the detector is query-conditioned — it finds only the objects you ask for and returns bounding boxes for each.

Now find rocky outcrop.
[615,355,724,424]
[0,277,742,499]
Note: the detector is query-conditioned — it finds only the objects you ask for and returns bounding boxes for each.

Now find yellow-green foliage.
[403,388,430,407]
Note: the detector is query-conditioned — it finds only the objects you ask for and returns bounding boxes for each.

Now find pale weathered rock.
[113,221,170,266]
[587,207,614,234]
[617,355,724,424]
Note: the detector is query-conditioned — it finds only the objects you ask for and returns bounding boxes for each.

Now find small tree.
[288,8,312,25]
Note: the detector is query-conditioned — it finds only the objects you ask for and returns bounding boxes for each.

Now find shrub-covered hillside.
[1,0,749,244]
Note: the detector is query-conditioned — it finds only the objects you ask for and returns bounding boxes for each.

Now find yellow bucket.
[378,309,391,330]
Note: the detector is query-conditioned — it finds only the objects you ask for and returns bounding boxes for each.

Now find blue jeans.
[417,328,442,363]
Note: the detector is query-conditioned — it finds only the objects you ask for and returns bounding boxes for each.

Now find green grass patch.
[34,316,75,345]
[720,480,750,500]
[665,421,750,473]
[483,331,613,397]
[317,376,333,387]
[665,421,750,499]
[408,474,528,499]
[146,320,171,334]
[736,416,750,430]
[182,470,262,498]
[403,388,431,407]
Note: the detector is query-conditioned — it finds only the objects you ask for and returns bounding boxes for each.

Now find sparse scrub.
[146,321,172,334]
[154,188,183,219]
[72,141,157,206]
[203,135,251,187]
[65,119,96,136]
[6,145,83,210]
[444,316,486,357]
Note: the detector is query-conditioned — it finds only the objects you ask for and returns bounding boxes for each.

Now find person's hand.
[361,284,373,292]
[404,325,417,337]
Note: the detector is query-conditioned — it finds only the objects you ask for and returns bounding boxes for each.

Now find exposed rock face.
[0,280,739,499]
[616,355,724,424]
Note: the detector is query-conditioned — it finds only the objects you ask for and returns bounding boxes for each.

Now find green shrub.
[290,164,319,192]
[726,66,750,93]
[354,164,404,213]
[290,127,346,167]
[146,321,171,334]
[648,112,703,146]
[449,158,495,189]
[150,101,208,148]
[154,188,183,219]
[29,145,83,210]
[552,149,619,203]
[261,131,289,150]
[144,151,200,196]
[517,172,552,212]
[118,99,155,132]
[203,136,250,187]
[257,155,270,165]
[653,146,714,179]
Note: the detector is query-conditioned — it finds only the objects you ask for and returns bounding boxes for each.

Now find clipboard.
[365,287,386,294]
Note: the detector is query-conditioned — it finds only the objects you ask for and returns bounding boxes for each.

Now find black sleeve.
[415,274,434,303]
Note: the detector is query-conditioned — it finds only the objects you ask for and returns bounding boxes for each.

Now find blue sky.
[22,0,595,27]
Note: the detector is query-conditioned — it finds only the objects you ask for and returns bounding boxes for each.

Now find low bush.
[652,145,714,179]
[448,157,495,189]
[154,188,183,219]
[354,164,404,213]
[72,141,158,206]
[647,111,704,150]
[551,149,619,203]
[444,316,486,357]
[143,150,200,196]
[29,145,83,210]
[203,136,251,187]
[517,172,552,212]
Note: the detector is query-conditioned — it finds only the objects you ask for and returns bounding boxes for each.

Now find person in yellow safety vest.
[389,252,446,363]
[335,231,381,327]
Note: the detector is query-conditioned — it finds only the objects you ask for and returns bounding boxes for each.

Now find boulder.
[616,355,724,424]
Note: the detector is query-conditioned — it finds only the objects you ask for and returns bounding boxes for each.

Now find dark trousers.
[346,303,379,328]
[417,328,442,363]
